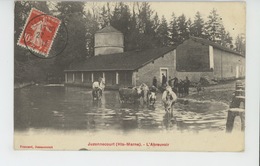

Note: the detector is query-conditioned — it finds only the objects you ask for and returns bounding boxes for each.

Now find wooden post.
[81,72,84,83]
[226,108,245,133]
[65,73,67,83]
[91,73,94,82]
[72,73,75,82]
[103,72,105,81]
[116,72,119,84]
[132,72,136,87]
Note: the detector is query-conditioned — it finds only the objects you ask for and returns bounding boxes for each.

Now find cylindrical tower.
[94,25,124,56]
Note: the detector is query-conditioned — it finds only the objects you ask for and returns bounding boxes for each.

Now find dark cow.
[119,87,142,103]
[92,88,102,101]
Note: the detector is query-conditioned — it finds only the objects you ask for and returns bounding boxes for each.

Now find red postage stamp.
[17,8,61,57]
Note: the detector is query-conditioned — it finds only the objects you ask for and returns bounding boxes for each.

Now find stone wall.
[136,50,175,86]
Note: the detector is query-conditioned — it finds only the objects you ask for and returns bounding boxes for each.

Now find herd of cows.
[92,83,180,113]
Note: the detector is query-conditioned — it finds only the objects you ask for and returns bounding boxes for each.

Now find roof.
[96,25,122,34]
[66,46,177,72]
[190,36,245,57]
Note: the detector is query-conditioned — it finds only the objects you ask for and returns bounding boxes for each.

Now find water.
[14,85,229,133]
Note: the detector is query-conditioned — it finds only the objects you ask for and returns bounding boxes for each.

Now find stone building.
[64,26,245,88]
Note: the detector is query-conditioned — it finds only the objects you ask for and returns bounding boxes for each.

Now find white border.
[0,0,259,166]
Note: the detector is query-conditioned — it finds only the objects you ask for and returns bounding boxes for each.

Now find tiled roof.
[66,37,244,72]
[190,36,245,57]
[96,25,122,34]
[66,46,177,72]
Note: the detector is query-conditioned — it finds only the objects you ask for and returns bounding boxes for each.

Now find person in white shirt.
[98,77,105,96]
[162,86,177,113]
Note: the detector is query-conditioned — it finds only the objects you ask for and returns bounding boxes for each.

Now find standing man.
[168,76,173,88]
[184,76,190,95]
[152,76,157,88]
[173,77,179,94]
[162,73,167,87]
[99,77,105,96]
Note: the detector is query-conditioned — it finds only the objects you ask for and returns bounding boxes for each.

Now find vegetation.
[14,1,246,84]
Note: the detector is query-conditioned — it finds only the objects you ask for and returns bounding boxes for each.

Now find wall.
[176,39,210,72]
[174,39,213,82]
[136,50,175,86]
[213,48,245,80]
[65,71,132,89]
[95,33,124,56]
[175,71,214,82]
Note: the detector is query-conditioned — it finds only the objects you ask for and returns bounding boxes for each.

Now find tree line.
[14,1,245,83]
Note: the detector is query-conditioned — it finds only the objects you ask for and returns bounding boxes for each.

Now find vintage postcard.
[14,1,246,151]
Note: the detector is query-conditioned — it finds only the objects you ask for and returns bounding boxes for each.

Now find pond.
[14,85,229,133]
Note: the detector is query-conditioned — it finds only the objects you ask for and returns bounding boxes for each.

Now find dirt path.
[184,80,244,105]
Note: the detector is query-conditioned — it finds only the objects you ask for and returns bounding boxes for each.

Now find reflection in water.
[14,86,229,133]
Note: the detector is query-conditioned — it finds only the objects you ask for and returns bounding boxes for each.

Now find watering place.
[14,85,230,133]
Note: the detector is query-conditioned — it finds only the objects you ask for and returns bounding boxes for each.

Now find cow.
[92,88,102,101]
[92,81,102,101]
[140,83,149,104]
[162,86,178,115]
[148,86,157,106]
[119,87,142,104]
[177,80,185,97]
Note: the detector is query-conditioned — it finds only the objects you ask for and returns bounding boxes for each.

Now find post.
[132,72,136,87]
[72,73,75,82]
[116,72,119,84]
[103,72,105,81]
[209,46,214,69]
[173,49,177,76]
[65,73,67,83]
[91,73,94,82]
[81,72,84,83]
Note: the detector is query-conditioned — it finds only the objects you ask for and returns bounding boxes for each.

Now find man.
[99,77,105,96]
[184,76,190,95]
[92,80,102,100]
[148,85,157,105]
[162,86,177,113]
[172,77,179,94]
[162,73,167,87]
[168,76,173,88]
[152,76,157,88]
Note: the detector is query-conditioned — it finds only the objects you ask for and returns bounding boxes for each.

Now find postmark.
[17,8,61,58]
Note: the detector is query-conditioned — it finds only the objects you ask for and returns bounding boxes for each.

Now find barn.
[64,25,245,89]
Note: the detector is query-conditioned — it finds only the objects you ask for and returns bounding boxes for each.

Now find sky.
[85,1,245,40]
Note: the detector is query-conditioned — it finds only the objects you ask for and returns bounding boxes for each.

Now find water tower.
[94,25,124,56]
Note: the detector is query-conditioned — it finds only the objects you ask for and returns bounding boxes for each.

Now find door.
[160,68,168,85]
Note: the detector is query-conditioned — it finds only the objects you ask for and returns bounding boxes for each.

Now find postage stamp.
[17,8,61,57]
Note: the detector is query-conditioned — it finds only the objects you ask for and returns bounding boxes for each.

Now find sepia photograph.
[14,1,246,151]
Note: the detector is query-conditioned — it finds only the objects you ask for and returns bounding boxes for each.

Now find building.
[64,26,245,89]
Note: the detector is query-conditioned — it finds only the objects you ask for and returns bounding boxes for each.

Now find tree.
[99,3,112,28]
[110,2,134,51]
[190,11,204,38]
[85,11,99,58]
[235,34,246,55]
[169,12,179,45]
[54,1,88,69]
[204,8,223,42]
[218,25,233,47]
[176,14,190,43]
[126,4,140,51]
[136,2,158,49]
[224,31,233,48]
[14,1,52,83]
[156,15,170,47]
